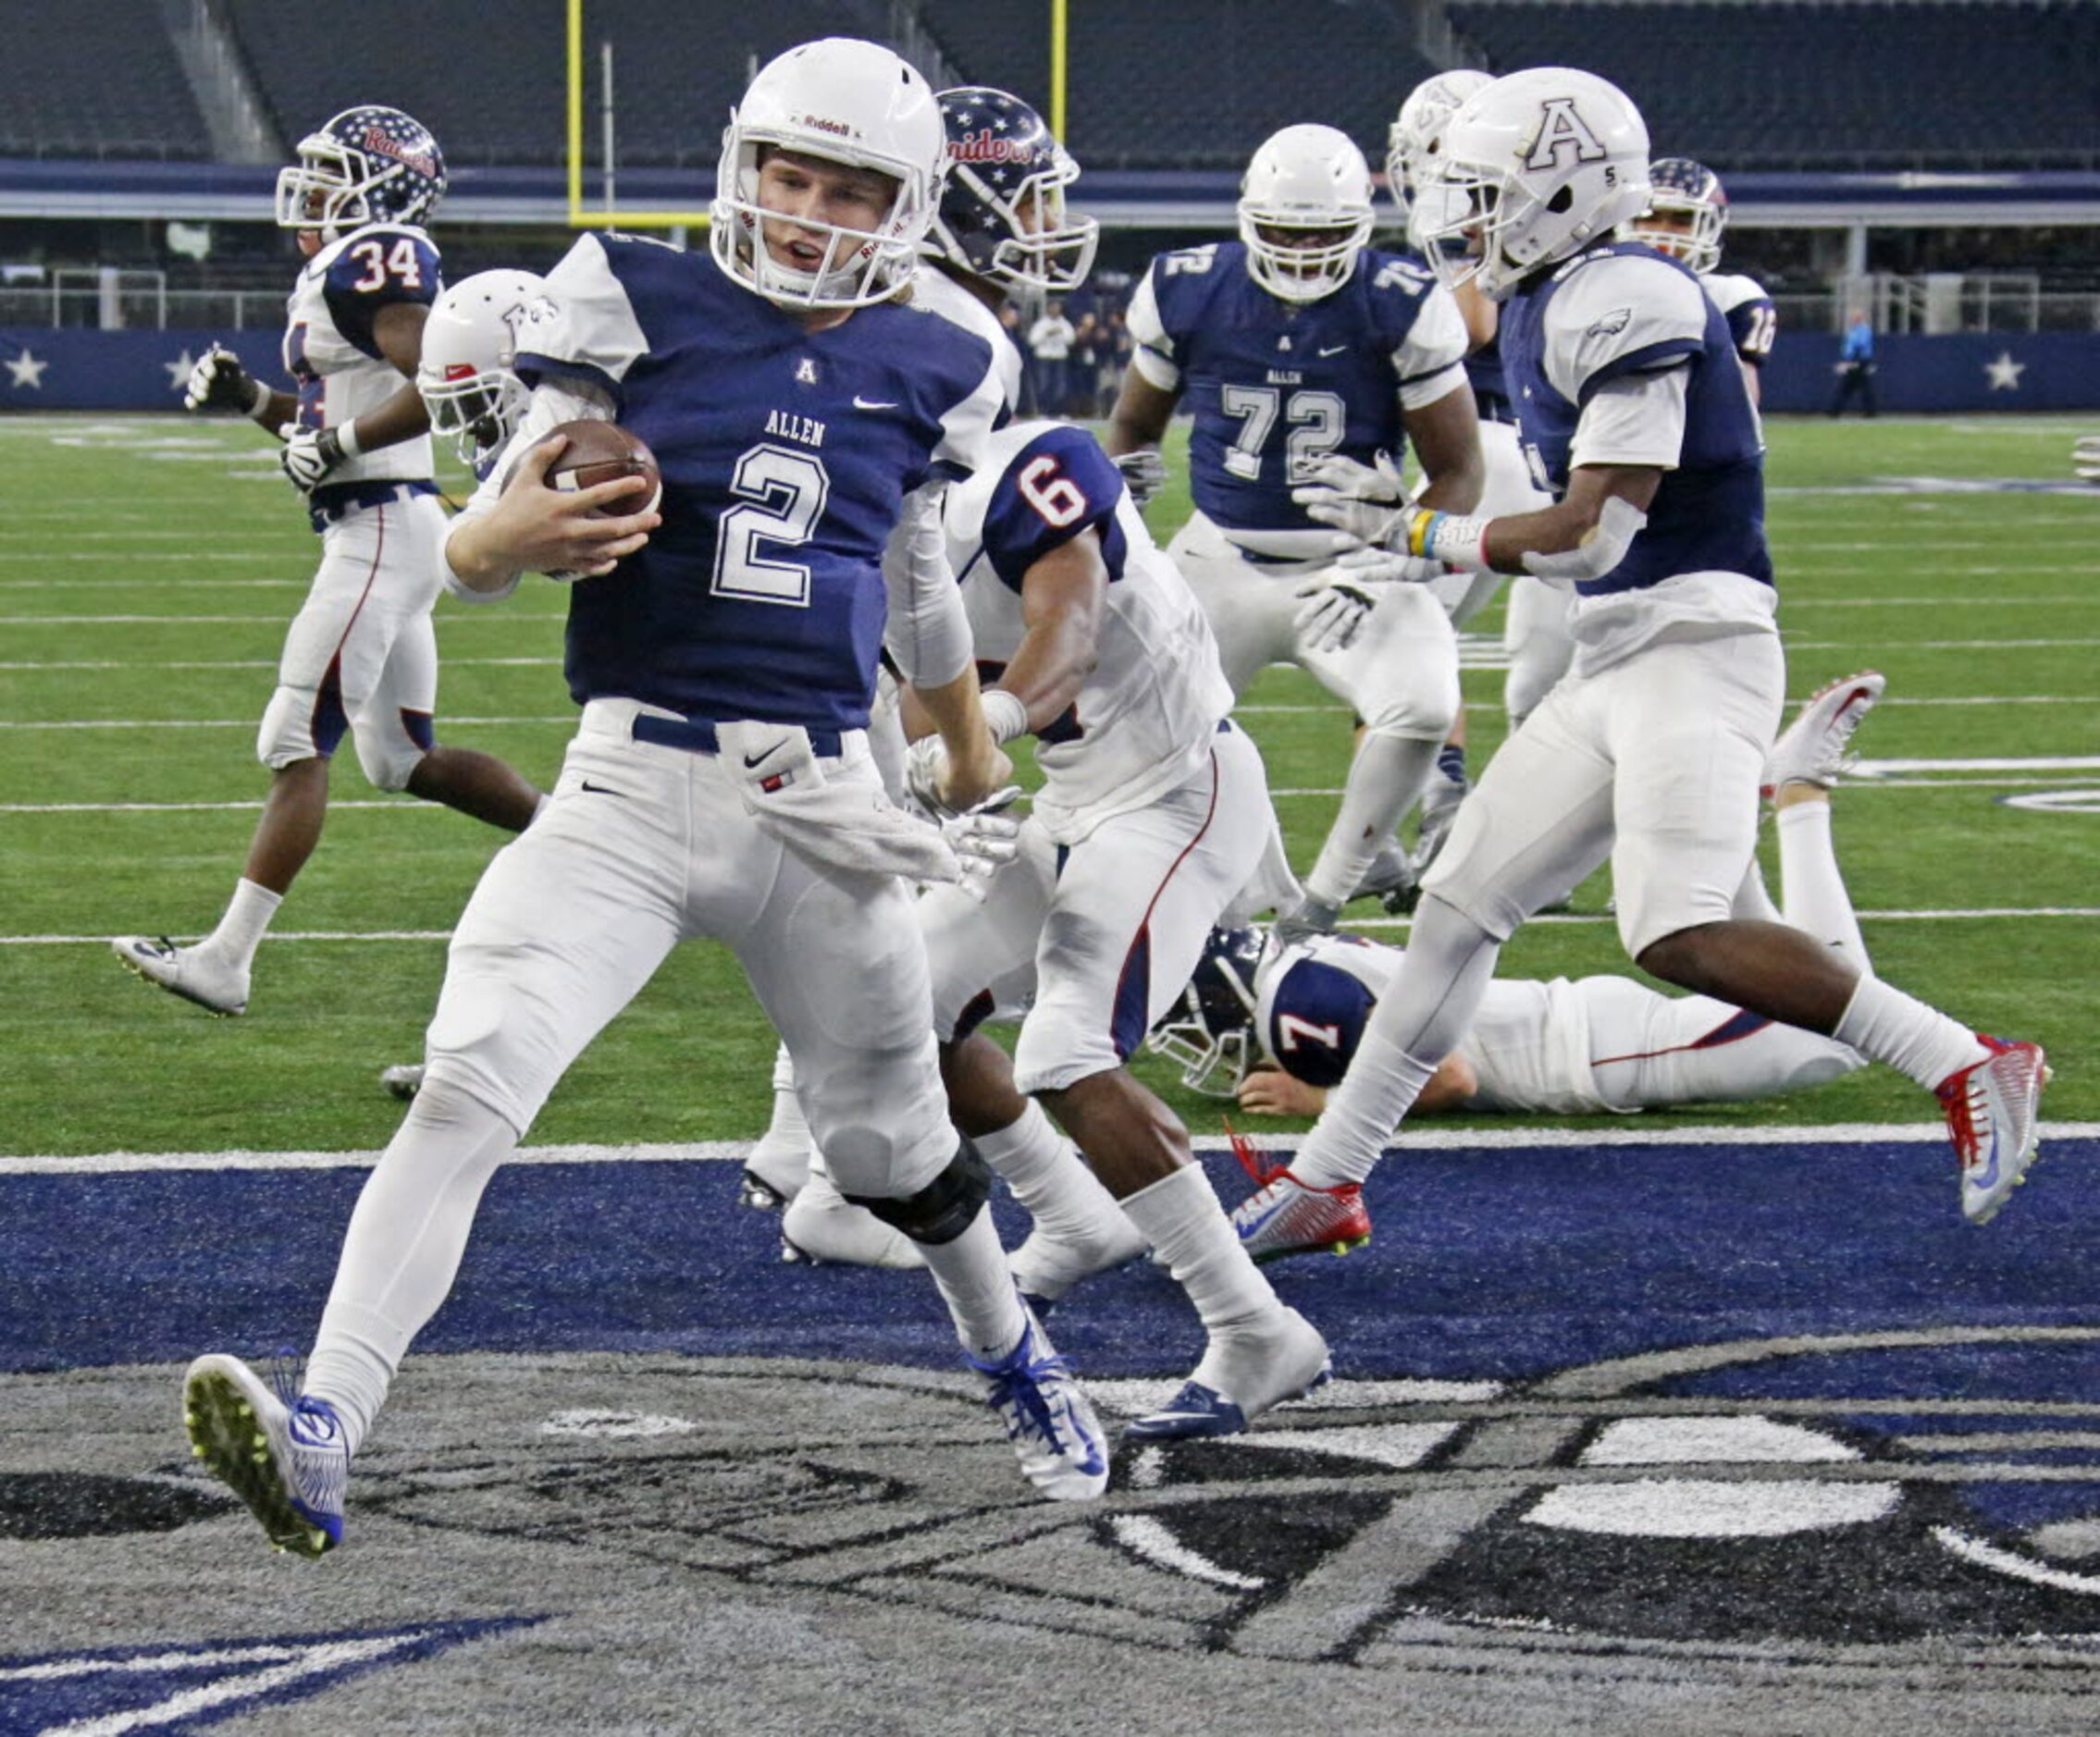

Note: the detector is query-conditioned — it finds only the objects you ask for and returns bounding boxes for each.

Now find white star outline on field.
[6,347,48,389]
[1984,351,2026,392]
[165,349,197,393]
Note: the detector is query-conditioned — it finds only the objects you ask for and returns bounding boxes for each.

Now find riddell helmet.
[928,87,1099,292]
[1237,124,1377,304]
[711,38,945,310]
[1414,68,1651,302]
[1147,927,1266,1098]
[276,105,446,240]
[1620,155,1729,276]
[415,269,546,465]
[1385,68,1492,233]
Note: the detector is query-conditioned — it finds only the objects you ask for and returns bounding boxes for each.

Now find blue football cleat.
[1125,1307,1332,1442]
[183,1353,347,1558]
[968,1301,1109,1501]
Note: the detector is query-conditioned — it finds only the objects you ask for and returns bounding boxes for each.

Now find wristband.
[331,421,363,460]
[981,687,1030,745]
[1402,508,1492,573]
[244,378,270,417]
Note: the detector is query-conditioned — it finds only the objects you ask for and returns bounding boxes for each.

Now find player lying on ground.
[180,41,1117,1562]
[115,109,545,1017]
[1155,680,1888,1263]
[1238,68,2048,1266]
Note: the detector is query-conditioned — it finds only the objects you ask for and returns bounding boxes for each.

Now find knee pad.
[257,683,342,770]
[842,1140,991,1246]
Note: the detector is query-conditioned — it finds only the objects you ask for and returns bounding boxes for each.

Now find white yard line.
[0,715,573,731]
[4,1122,2095,1175]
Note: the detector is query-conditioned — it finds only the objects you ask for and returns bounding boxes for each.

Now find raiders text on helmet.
[928,87,1099,292]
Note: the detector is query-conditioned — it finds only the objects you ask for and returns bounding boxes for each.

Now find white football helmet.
[710,38,945,310]
[1237,124,1377,304]
[415,269,545,465]
[1415,68,1651,302]
[1385,68,1492,232]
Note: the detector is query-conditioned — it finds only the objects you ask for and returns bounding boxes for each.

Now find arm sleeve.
[1567,368,1690,472]
[1390,283,1472,410]
[882,482,974,689]
[1541,254,1708,407]
[1125,265,1180,390]
[321,229,441,361]
[511,234,649,410]
[442,376,616,602]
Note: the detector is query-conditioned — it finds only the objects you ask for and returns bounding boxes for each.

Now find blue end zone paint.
[3,1136,2093,1382]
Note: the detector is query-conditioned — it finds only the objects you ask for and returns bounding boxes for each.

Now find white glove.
[903,734,964,820]
[184,344,266,414]
[1113,449,1169,509]
[278,425,353,493]
[940,786,1024,901]
[1292,577,1383,655]
[1291,450,1410,548]
[2075,434,2100,484]
[1329,544,1449,586]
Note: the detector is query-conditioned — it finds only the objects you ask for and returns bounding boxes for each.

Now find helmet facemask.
[1240,208,1373,304]
[945,153,1100,292]
[275,139,405,243]
[421,365,529,467]
[713,140,932,311]
[1623,191,1725,276]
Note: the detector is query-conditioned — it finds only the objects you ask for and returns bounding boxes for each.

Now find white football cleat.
[182,1353,347,1557]
[112,936,248,1016]
[1939,1036,2051,1226]
[378,1063,425,1101]
[968,1300,1109,1501]
[780,1170,925,1269]
[1125,1306,1332,1441]
[1763,671,1885,795]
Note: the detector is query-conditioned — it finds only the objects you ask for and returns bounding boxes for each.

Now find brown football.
[527,419,661,516]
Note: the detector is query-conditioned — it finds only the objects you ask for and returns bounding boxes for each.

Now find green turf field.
[0,411,2093,1155]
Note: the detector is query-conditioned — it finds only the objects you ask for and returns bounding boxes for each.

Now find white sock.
[1303,734,1441,907]
[1776,802,1869,967]
[978,1101,1132,1250]
[304,1078,517,1456]
[1118,1164,1279,1336]
[1834,975,1987,1091]
[1291,894,1501,1189]
[917,1207,1027,1361]
[203,878,281,969]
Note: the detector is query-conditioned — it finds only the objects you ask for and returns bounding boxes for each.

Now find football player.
[1249,68,2047,1261]
[1620,157,1777,405]
[180,42,1112,1561]
[414,268,547,474]
[902,411,1328,1440]
[1158,678,1889,1161]
[1106,123,1484,945]
[114,109,546,1016]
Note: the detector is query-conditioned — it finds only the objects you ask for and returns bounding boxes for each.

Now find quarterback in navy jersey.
[1248,68,2047,1263]
[179,43,1115,1563]
[115,107,545,1021]
[1108,123,1484,943]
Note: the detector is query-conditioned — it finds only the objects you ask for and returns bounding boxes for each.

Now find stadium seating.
[0,0,210,160]
[1448,0,2100,170]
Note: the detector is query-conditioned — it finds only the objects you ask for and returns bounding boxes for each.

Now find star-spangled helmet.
[1414,68,1650,302]
[1619,155,1729,276]
[1236,124,1377,304]
[1385,68,1493,233]
[415,269,546,465]
[1146,927,1266,1098]
[276,105,446,240]
[927,87,1099,292]
[711,38,945,311]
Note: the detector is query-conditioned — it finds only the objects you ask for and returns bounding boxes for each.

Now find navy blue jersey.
[1465,329,1511,419]
[1704,272,1778,369]
[515,235,1002,731]
[1128,240,1467,533]
[1499,241,1773,596]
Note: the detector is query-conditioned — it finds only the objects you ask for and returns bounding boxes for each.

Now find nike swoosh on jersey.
[1317,345,1350,357]
[853,396,900,411]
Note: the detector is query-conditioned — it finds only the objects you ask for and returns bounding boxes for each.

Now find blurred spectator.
[1829,308,1878,417]
[1101,308,1135,416]
[1028,298,1077,415]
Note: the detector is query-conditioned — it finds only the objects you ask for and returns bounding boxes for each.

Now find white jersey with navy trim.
[283,222,440,485]
[1702,271,1778,369]
[909,266,1024,414]
[944,420,1234,844]
[503,232,1004,733]
[1128,240,1467,544]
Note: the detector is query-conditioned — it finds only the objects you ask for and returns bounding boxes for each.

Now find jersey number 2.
[712,444,829,607]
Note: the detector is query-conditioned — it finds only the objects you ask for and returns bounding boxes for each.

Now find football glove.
[1328,545,1448,586]
[1291,450,1410,548]
[940,786,1025,901]
[1291,576,1383,655]
[278,425,354,493]
[1112,449,1169,510]
[184,344,266,415]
